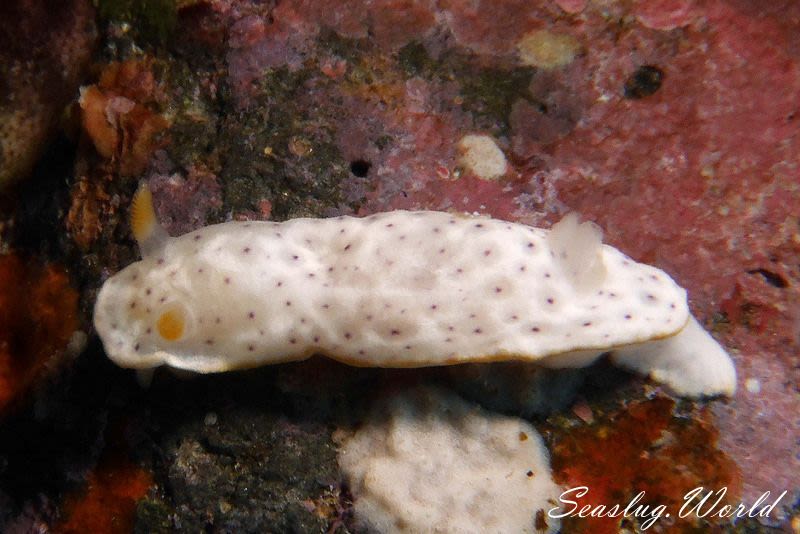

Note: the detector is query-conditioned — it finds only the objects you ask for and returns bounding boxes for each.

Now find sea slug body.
[94,184,736,397]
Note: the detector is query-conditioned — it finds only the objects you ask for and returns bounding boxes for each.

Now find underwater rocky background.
[0,0,798,532]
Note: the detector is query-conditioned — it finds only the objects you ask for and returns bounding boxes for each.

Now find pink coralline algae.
[517,1,800,504]
[225,0,437,105]
[147,164,223,237]
[633,0,695,31]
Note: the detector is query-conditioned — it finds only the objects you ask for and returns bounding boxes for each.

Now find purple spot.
[546,298,554,304]
[531,326,540,333]
[224,277,231,284]
[248,311,255,319]
[243,247,251,254]
[483,249,491,256]
[391,329,400,336]
[286,301,292,307]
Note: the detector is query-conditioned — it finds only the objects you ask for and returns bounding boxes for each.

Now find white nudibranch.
[93,183,736,397]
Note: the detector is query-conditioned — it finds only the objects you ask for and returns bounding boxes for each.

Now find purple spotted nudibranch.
[94,184,735,397]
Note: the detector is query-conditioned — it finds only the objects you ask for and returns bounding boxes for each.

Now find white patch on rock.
[458,134,507,180]
[337,387,561,534]
[517,30,581,69]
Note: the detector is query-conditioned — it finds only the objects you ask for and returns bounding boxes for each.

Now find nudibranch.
[94,184,736,397]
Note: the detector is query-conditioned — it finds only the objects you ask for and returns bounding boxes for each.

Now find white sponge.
[338,387,561,533]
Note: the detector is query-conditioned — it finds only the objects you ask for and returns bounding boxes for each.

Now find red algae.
[550,397,742,533]
[0,255,78,416]
[55,420,153,534]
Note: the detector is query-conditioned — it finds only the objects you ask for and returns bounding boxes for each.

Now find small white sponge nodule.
[458,134,508,180]
[338,387,561,534]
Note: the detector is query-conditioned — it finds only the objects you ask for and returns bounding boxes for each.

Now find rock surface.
[0,0,797,532]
